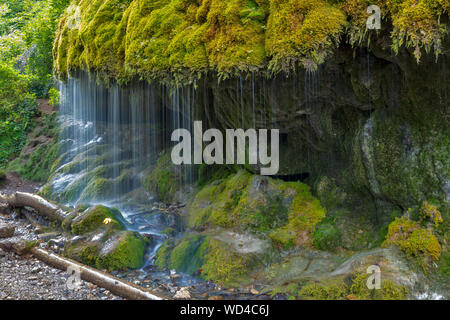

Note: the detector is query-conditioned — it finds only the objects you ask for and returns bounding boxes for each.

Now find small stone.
[38,232,61,242]
[173,287,191,299]
[208,296,224,300]
[0,223,15,238]
[250,288,259,295]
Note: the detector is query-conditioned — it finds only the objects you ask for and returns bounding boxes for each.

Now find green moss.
[155,239,174,270]
[297,273,408,300]
[269,181,326,248]
[54,0,448,83]
[383,216,441,272]
[419,201,443,228]
[169,235,208,274]
[298,279,348,300]
[71,205,125,235]
[201,238,251,285]
[188,170,325,248]
[23,240,40,254]
[0,169,6,182]
[80,245,101,266]
[313,222,342,251]
[97,231,148,271]
[142,152,178,203]
[77,177,114,203]
[349,272,408,300]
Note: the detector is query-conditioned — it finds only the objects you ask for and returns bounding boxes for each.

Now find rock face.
[0,223,15,238]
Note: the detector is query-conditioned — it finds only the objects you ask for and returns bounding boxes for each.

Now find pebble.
[0,214,121,300]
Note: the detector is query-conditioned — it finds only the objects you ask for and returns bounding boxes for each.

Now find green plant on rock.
[383,216,441,272]
[419,201,443,228]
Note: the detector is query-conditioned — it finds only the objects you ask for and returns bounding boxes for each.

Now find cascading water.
[47,72,197,272]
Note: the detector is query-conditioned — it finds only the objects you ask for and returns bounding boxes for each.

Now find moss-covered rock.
[63,205,147,271]
[97,231,148,271]
[53,0,448,83]
[168,235,208,274]
[383,214,442,272]
[70,204,126,235]
[142,152,181,203]
[188,170,325,248]
[313,222,342,252]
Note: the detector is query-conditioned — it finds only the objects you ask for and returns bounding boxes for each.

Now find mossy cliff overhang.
[53,0,449,84]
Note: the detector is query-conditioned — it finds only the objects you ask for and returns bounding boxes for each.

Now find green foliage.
[0,0,71,166]
[0,61,37,167]
[48,87,60,106]
[7,113,60,182]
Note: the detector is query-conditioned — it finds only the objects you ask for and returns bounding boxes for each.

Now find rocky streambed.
[0,213,121,300]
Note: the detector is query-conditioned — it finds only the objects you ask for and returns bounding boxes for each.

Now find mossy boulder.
[0,169,6,183]
[142,152,180,203]
[96,231,148,271]
[383,216,441,272]
[70,205,126,235]
[188,170,325,248]
[156,234,258,286]
[63,205,148,271]
[65,230,148,271]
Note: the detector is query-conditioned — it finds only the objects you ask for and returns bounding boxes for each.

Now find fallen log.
[31,247,167,300]
[0,192,69,222]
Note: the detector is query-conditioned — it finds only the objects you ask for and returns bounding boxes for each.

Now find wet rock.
[173,287,191,299]
[0,223,15,238]
[38,232,61,242]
